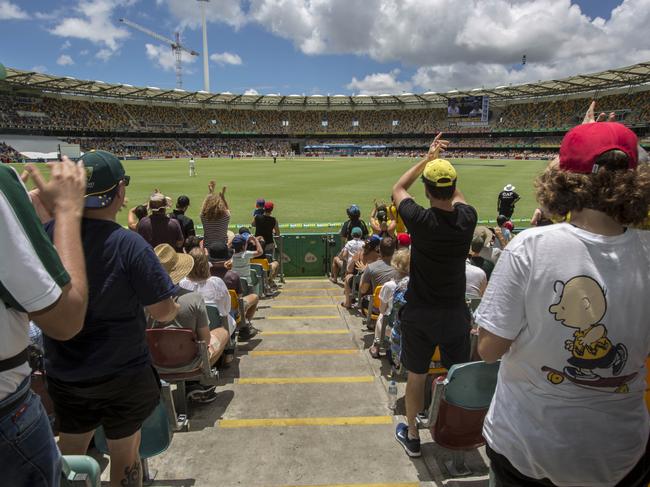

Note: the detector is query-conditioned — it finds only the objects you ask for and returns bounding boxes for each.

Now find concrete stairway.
[146,278,489,487]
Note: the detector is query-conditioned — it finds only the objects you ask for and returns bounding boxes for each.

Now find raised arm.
[25,158,89,340]
[219,186,229,210]
[392,133,448,208]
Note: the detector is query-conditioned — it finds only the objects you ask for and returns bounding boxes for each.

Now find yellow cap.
[422,159,457,187]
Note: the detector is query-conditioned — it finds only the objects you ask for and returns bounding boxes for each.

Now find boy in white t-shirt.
[330,226,365,283]
[231,233,263,286]
[476,114,650,487]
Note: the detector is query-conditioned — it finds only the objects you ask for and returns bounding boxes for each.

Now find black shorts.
[486,437,650,487]
[400,303,471,374]
[46,365,160,440]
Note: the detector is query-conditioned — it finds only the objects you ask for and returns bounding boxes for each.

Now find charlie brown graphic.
[544,275,632,391]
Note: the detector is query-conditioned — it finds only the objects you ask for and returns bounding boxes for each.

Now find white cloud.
[158,0,246,29]
[50,0,131,55]
[56,54,75,66]
[61,40,72,50]
[249,0,650,92]
[210,52,242,66]
[243,88,259,95]
[145,43,197,72]
[347,69,412,95]
[95,48,113,61]
[80,49,89,56]
[30,65,48,73]
[0,1,29,20]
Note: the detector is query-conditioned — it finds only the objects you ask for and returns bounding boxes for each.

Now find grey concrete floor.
[101,278,489,486]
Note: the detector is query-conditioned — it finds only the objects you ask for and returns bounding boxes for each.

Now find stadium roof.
[2,61,650,109]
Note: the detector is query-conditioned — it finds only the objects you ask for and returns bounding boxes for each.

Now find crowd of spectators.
[1,90,648,136]
[2,82,650,487]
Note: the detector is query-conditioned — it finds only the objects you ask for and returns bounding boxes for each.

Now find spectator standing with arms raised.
[477,105,650,486]
[0,157,88,486]
[392,134,477,457]
[43,150,179,487]
[201,181,230,247]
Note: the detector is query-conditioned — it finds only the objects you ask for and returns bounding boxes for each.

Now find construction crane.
[119,18,199,89]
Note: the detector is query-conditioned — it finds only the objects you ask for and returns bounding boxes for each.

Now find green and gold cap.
[81,150,129,208]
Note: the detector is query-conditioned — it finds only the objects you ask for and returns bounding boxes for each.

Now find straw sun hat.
[154,244,194,284]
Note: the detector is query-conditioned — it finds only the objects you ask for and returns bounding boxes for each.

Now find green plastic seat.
[61,455,101,487]
[94,401,172,459]
[443,360,500,410]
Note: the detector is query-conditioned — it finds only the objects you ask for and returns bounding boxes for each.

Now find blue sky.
[0,0,645,95]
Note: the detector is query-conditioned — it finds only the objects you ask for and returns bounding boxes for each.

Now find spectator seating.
[206,304,238,360]
[418,360,500,476]
[229,289,245,327]
[94,400,172,484]
[146,328,218,416]
[362,285,383,328]
[61,455,101,487]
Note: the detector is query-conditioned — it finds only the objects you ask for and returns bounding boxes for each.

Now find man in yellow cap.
[391,133,477,457]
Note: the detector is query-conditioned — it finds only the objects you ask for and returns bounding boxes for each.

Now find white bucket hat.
[503,184,515,192]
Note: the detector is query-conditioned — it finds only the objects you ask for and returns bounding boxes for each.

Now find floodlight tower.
[197,0,210,93]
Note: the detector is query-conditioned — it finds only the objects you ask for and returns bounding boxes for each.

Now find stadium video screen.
[447,96,488,118]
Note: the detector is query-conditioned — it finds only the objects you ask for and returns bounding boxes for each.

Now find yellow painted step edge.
[219,415,392,428]
[266,315,340,320]
[261,330,349,335]
[236,376,374,385]
[249,349,358,356]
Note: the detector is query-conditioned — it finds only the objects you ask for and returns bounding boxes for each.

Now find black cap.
[208,241,230,261]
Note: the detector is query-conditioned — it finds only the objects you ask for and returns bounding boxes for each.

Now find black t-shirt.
[43,219,176,382]
[470,255,495,280]
[340,219,369,240]
[497,191,520,212]
[254,214,277,245]
[171,209,196,240]
[398,198,477,307]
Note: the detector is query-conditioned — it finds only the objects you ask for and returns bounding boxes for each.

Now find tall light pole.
[198,0,210,92]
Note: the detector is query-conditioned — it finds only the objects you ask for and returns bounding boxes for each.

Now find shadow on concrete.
[187,389,235,432]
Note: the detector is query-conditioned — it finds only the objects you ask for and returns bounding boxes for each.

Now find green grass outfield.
[11,156,549,230]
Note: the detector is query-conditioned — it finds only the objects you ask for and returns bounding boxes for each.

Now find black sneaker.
[186,384,218,404]
[395,422,421,457]
[238,326,259,341]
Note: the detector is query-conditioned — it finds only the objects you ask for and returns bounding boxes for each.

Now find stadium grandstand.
[3,53,650,487]
[1,62,649,161]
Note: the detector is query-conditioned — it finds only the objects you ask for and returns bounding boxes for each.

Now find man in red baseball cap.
[475,104,650,487]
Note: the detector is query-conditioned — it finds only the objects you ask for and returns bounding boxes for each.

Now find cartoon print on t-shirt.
[541,275,636,393]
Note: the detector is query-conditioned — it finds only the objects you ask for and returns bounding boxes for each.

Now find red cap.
[264,201,274,211]
[559,122,638,174]
[397,233,411,247]
[503,221,514,232]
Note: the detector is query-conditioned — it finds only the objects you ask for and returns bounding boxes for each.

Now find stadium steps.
[119,279,490,486]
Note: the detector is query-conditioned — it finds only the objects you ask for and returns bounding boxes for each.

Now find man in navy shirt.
[44,150,179,487]
[391,134,477,458]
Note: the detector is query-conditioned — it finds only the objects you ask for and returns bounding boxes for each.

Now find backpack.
[388,285,408,370]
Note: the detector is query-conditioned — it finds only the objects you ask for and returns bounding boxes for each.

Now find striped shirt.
[0,165,69,400]
[201,212,230,246]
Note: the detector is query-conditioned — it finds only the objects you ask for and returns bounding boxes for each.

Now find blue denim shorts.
[0,379,61,486]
